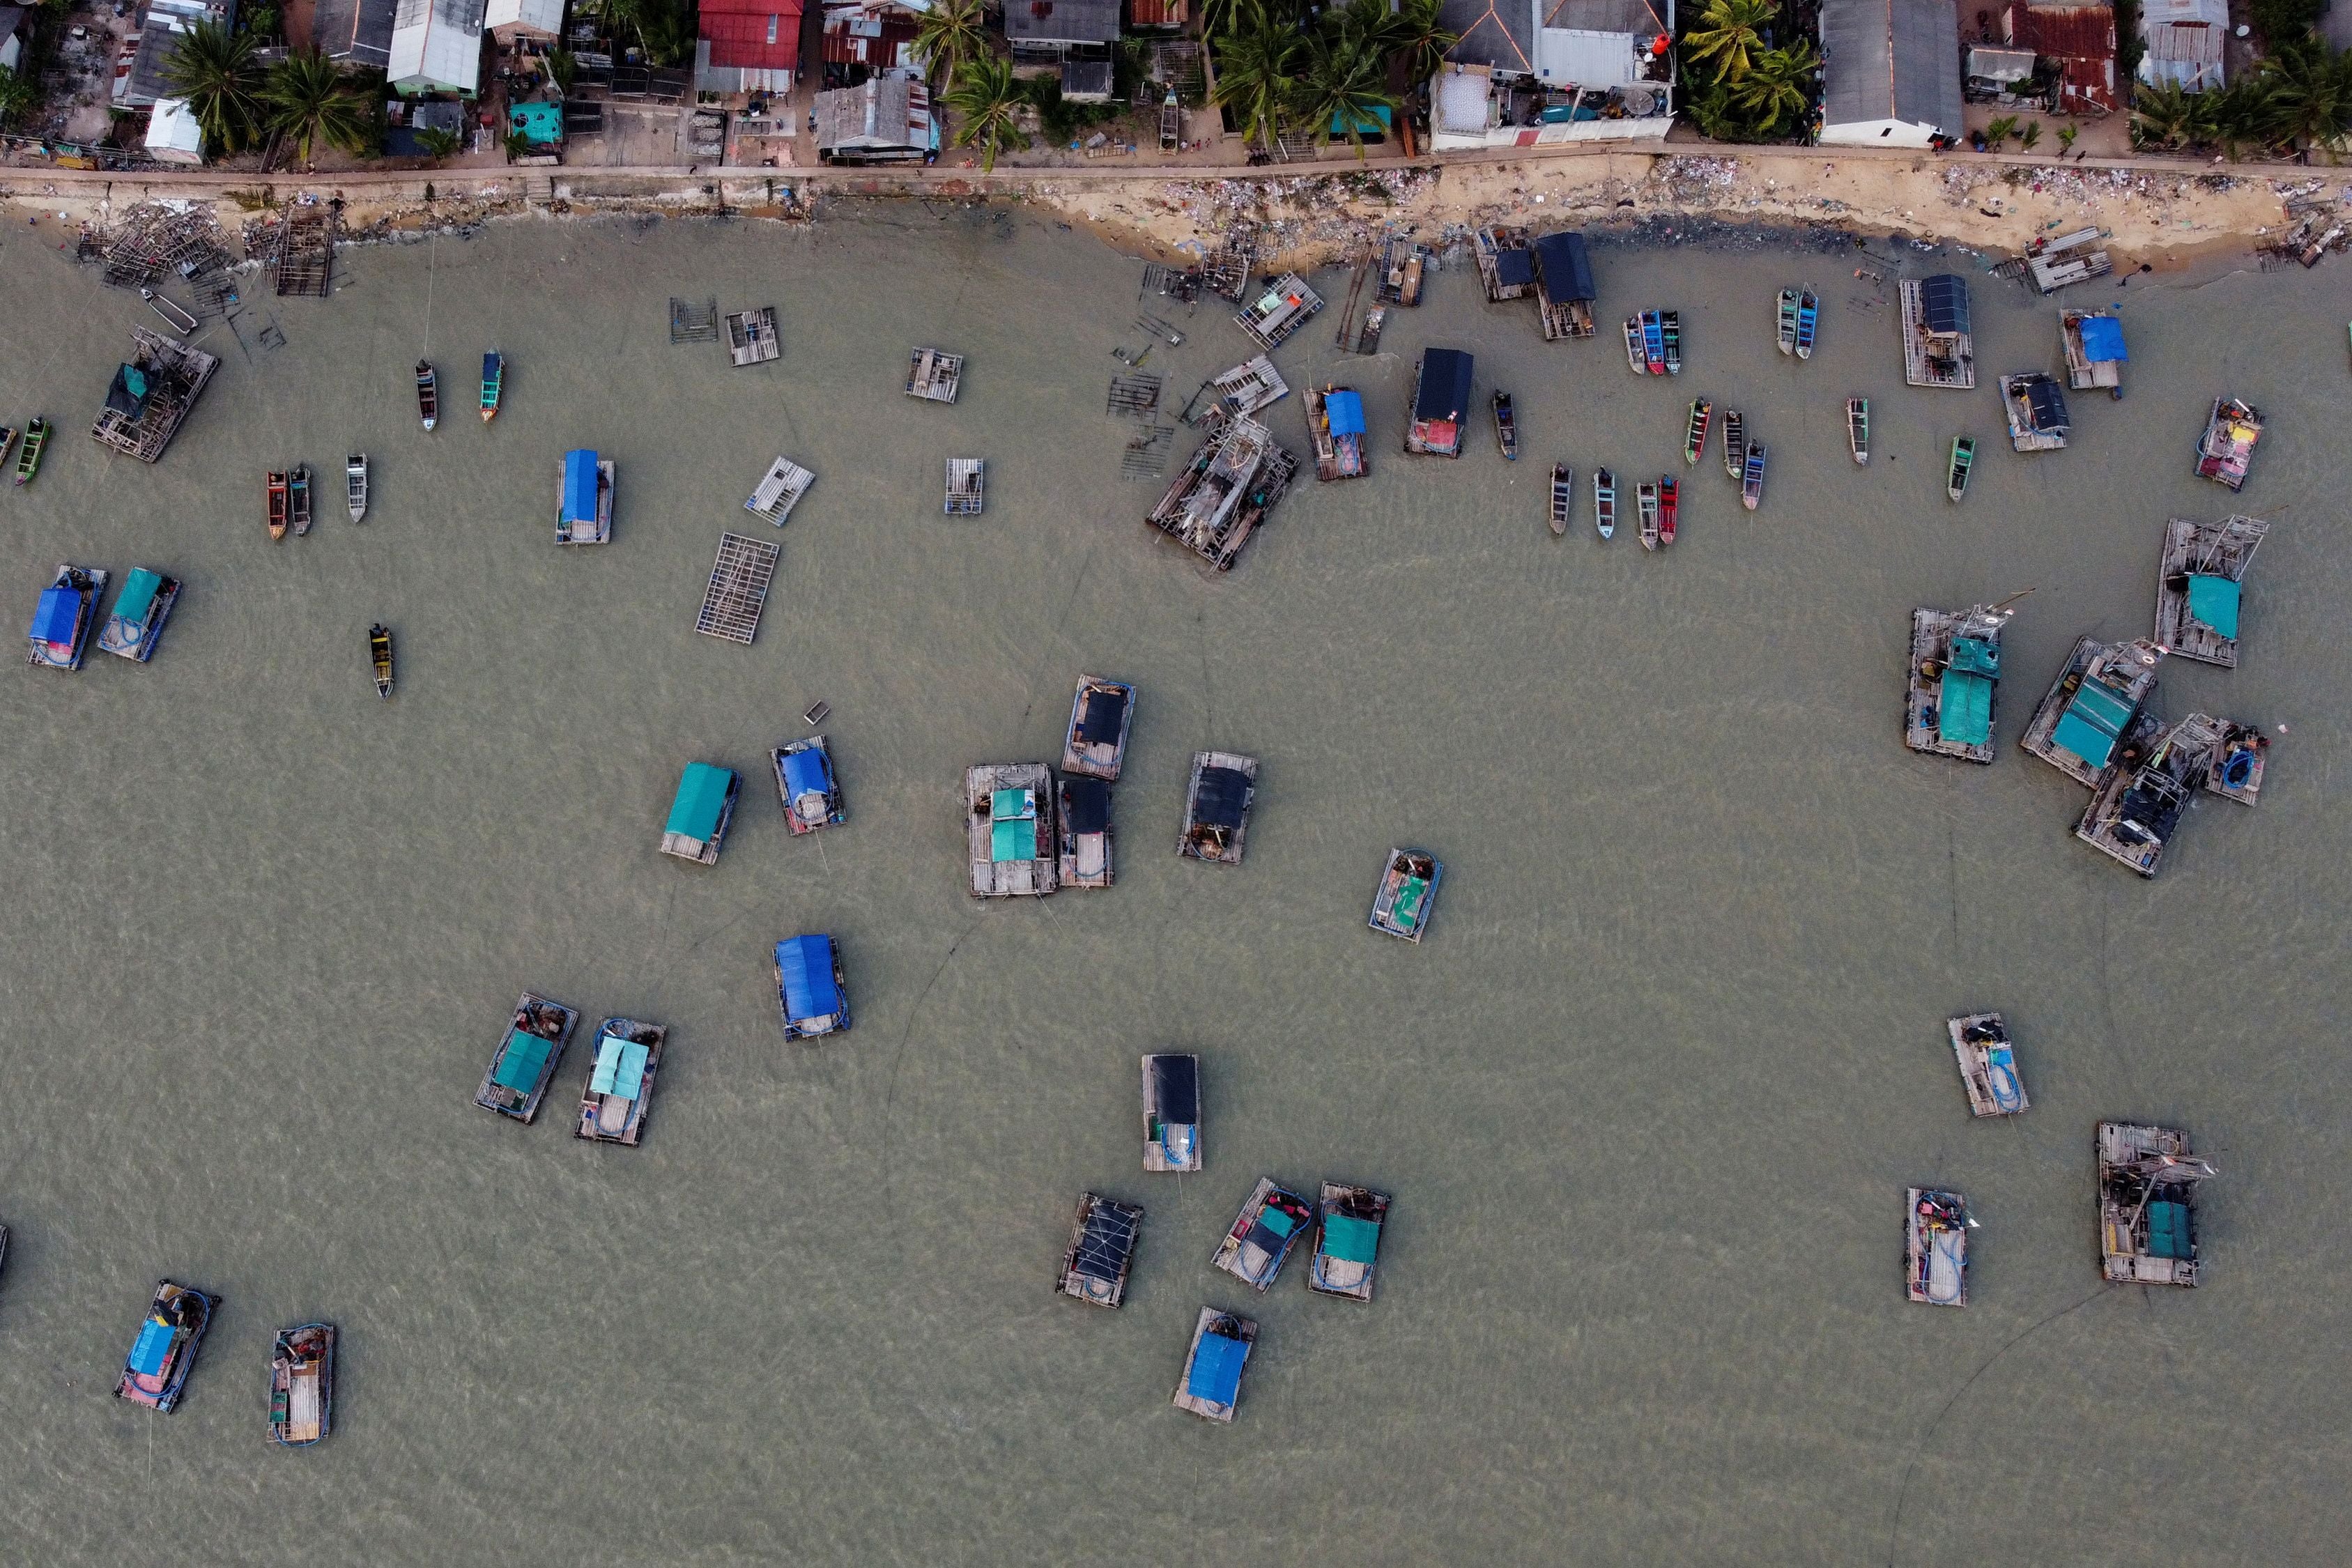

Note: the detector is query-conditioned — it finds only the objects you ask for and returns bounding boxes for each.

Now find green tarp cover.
[1321,1212,1381,1265]
[2052,679,2136,767]
[1392,877,1428,930]
[2146,1199,2192,1259]
[492,1029,553,1093]
[2186,574,2240,639]
[665,762,732,841]
[1939,670,1992,746]
[990,787,1034,822]
[1947,636,2000,677]
[990,817,1036,862]
[112,568,160,626]
[1257,1204,1297,1237]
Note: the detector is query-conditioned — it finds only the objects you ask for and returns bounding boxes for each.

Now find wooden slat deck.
[668,297,719,344]
[744,456,814,523]
[907,348,962,403]
[724,307,781,366]
[90,329,220,463]
[694,532,781,645]
[2153,514,2268,668]
[944,459,985,514]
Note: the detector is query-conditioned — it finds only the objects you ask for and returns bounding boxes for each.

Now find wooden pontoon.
[91,330,220,463]
[1173,1307,1256,1422]
[1207,355,1289,420]
[475,992,581,1123]
[1304,387,1368,482]
[1378,237,1424,306]
[1369,847,1442,942]
[1058,1194,1144,1307]
[1142,1053,1201,1172]
[2075,712,2228,877]
[1905,602,2017,764]
[1056,774,1114,889]
[724,306,781,366]
[2098,1121,2213,1286]
[1148,416,1297,571]
[1180,751,1257,864]
[576,1017,666,1146]
[346,454,368,521]
[1308,1183,1389,1302]
[1234,272,1323,350]
[2000,372,2070,452]
[27,564,106,671]
[2060,309,2125,393]
[906,347,962,403]
[772,735,845,834]
[967,762,1058,897]
[2153,514,2267,668]
[1473,224,1534,302]
[557,449,615,544]
[1062,675,1135,780]
[744,456,815,524]
[660,762,741,864]
[2204,718,2269,806]
[1948,1012,2028,1118]
[1213,1177,1315,1290]
[268,1324,336,1446]
[2194,397,2261,491]
[774,933,850,1038]
[1904,1189,1971,1306]
[96,567,180,663]
[1900,276,1975,389]
[2020,636,2165,786]
[694,532,781,645]
[930,459,981,517]
[369,624,393,698]
[116,1279,216,1411]
[1532,231,1596,340]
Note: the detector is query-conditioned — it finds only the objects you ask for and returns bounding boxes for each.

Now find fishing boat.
[1641,311,1667,374]
[1636,481,1660,551]
[368,623,393,698]
[1660,311,1682,375]
[266,470,289,540]
[1904,1189,1972,1306]
[1847,398,1869,463]
[1062,674,1136,781]
[1946,436,1976,501]
[576,1017,666,1146]
[558,449,617,545]
[1593,468,1615,540]
[774,932,850,1039]
[1622,315,1646,374]
[1056,774,1114,889]
[1548,464,1574,536]
[2075,712,2232,877]
[772,735,845,834]
[1212,1178,1316,1290]
[2098,1121,2214,1286]
[1180,751,1257,865]
[28,564,106,670]
[1683,397,1712,466]
[1142,1053,1202,1172]
[661,761,740,864]
[1776,289,1799,354]
[1905,601,2020,764]
[1368,847,1443,941]
[1172,1307,1256,1422]
[346,454,368,521]
[140,286,199,333]
[97,567,181,662]
[13,417,47,484]
[1721,409,1745,481]
[0,425,16,470]
[268,1324,336,1446]
[116,1279,216,1411]
[1741,443,1767,511]
[1659,475,1680,545]
[1058,1194,1144,1308]
[479,350,503,422]
[475,992,581,1122]
[1308,1183,1390,1301]
[1794,288,1819,358]
[289,463,313,537]
[2193,395,2261,491]
[1491,390,1517,460]
[1948,1012,2029,1118]
[414,360,438,431]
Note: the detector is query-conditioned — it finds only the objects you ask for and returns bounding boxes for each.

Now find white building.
[483,0,561,43]
[1818,0,1962,147]
[388,0,486,96]
[144,96,206,163]
[1430,0,1675,148]
[2137,0,2226,91]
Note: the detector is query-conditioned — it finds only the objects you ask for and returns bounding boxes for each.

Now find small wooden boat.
[1795,288,1820,359]
[1308,1183,1390,1301]
[1548,464,1574,536]
[479,350,502,422]
[289,462,313,537]
[1212,1177,1316,1289]
[1593,468,1615,540]
[1369,847,1443,941]
[414,360,438,431]
[116,1279,217,1412]
[1847,398,1870,464]
[1173,1307,1256,1422]
[1142,1053,1202,1171]
[268,1323,336,1445]
[1641,310,1667,374]
[0,425,17,470]
[1637,481,1661,551]
[1949,1012,2028,1117]
[1491,390,1517,460]
[346,454,368,521]
[1946,436,1976,502]
[369,622,392,698]
[1741,444,1767,511]
[1622,315,1646,374]
[13,417,48,484]
[1776,289,1800,354]
[266,470,289,540]
[1905,1189,1972,1306]
[1661,311,1682,375]
[475,992,581,1122]
[576,1017,666,1146]
[1721,408,1745,480]
[1683,397,1712,466]
[1057,1194,1144,1308]
[1659,475,1679,545]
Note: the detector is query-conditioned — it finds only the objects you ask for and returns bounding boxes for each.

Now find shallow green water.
[1,204,2347,1566]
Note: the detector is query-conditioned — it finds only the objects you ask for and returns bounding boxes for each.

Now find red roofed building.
[698,0,804,95]
[2003,3,2119,114]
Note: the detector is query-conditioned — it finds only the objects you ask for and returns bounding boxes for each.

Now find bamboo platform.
[2153,514,2268,668]
[1903,604,2012,764]
[1107,372,1162,418]
[744,455,815,524]
[2204,717,2270,806]
[966,762,1057,897]
[2060,310,2122,391]
[1376,237,1425,306]
[2097,1121,2211,1286]
[1899,279,1975,389]
[907,347,962,403]
[1199,240,1254,302]
[2074,712,2227,877]
[2019,636,2164,786]
[2027,229,2112,294]
[668,297,720,344]
[90,329,221,463]
[269,208,335,298]
[1120,424,1175,480]
[944,459,985,514]
[95,202,235,291]
[693,532,781,645]
[2000,373,2069,452]
[1146,415,1297,572]
[1233,272,1323,351]
[724,307,781,366]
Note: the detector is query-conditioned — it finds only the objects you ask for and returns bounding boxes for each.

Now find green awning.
[491,1030,553,1093]
[1939,670,1992,746]
[2186,574,2240,639]
[665,762,734,842]
[112,568,161,626]
[2052,679,2135,768]
[1321,1212,1381,1265]
[990,817,1036,862]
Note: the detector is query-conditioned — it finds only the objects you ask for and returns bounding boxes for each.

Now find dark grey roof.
[125,25,183,108]
[1415,347,1475,422]
[1061,775,1109,833]
[1494,248,1535,287]
[1532,231,1596,302]
[1820,0,1963,133]
[1004,0,1120,45]
[0,7,25,45]
[316,0,395,66]
[1192,767,1250,829]
[1920,273,1969,335]
[1442,0,1535,72]
[1540,0,1671,37]
[1147,1054,1198,1122]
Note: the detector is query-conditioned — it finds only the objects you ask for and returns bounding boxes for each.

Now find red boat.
[1659,475,1679,546]
[266,471,289,541]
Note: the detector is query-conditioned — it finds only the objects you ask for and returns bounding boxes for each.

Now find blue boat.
[1211,1178,1315,1290]
[1795,288,1820,359]
[1640,310,1666,374]
[1172,1307,1256,1422]
[115,1279,216,1412]
[557,449,613,544]
[28,564,105,670]
[479,351,502,422]
[97,567,180,663]
[771,736,845,834]
[774,933,850,1039]
[660,761,740,864]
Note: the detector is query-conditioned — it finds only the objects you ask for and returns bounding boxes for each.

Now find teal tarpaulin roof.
[2147,1199,2192,1259]
[1947,636,1999,678]
[509,100,563,144]
[2052,679,2137,768]
[1330,103,1392,135]
[492,1029,553,1093]
[1321,1212,1381,1265]
[990,787,1035,821]
[111,567,161,627]
[990,817,1036,863]
[666,762,733,842]
[1186,1330,1249,1404]
[590,1035,650,1099]
[2187,574,2240,638]
[129,1319,175,1376]
[1939,670,1992,746]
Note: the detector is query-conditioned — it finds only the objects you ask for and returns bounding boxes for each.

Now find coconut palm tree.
[262,49,371,169]
[914,0,989,86]
[2130,79,2199,148]
[1682,0,1778,85]
[2259,40,2352,153]
[1384,0,1459,84]
[163,20,262,157]
[944,56,1030,171]
[1211,0,1303,151]
[1289,25,1397,158]
[1724,40,1816,134]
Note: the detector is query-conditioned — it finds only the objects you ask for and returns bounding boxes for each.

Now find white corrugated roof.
[389,0,485,92]
[146,95,206,157]
[484,0,561,30]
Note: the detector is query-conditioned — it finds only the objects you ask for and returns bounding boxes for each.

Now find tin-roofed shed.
[1819,0,1962,146]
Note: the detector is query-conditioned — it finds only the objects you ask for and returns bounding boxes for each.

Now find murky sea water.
[1,203,2347,1566]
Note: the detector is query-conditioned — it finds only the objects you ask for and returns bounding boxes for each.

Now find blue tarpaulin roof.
[2187,574,2240,638]
[30,584,79,645]
[590,1035,650,1099]
[2077,314,2126,362]
[129,1320,175,1376]
[1187,1329,1248,1404]
[781,746,831,800]
[776,935,843,1021]
[562,450,600,524]
[1325,390,1365,437]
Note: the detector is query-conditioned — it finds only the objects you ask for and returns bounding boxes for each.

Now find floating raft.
[1905,1189,1970,1306]
[695,532,781,645]
[906,346,962,403]
[1473,224,1533,302]
[97,567,180,663]
[115,1279,215,1412]
[1532,231,1596,340]
[668,297,720,344]
[1234,271,1323,350]
[2098,1121,2213,1286]
[1905,604,2015,764]
[1309,1183,1389,1301]
[724,306,781,366]
[1369,847,1441,941]
[1207,355,1289,420]
[269,207,335,298]
[1056,774,1114,889]
[2000,372,2070,452]
[1212,1177,1315,1290]
[1173,1307,1256,1423]
[967,762,1057,898]
[1180,751,1257,864]
[744,455,815,524]
[2027,226,2112,294]
[2193,395,2262,491]
[944,459,985,515]
[2074,712,2228,877]
[475,992,581,1123]
[576,1017,666,1146]
[2061,309,2125,392]
[1948,1013,2028,1118]
[1147,415,1297,572]
[1900,276,1975,390]
[2153,514,2268,668]
[91,330,220,463]
[1059,1194,1144,1307]
[2020,636,2165,786]
[267,1323,336,1446]
[1305,387,1367,482]
[1142,1053,1201,1172]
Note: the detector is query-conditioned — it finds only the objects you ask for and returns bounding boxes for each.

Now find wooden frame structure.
[724,306,781,366]
[907,347,962,403]
[694,532,781,645]
[744,456,815,524]
[90,329,220,463]
[2153,514,2268,668]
